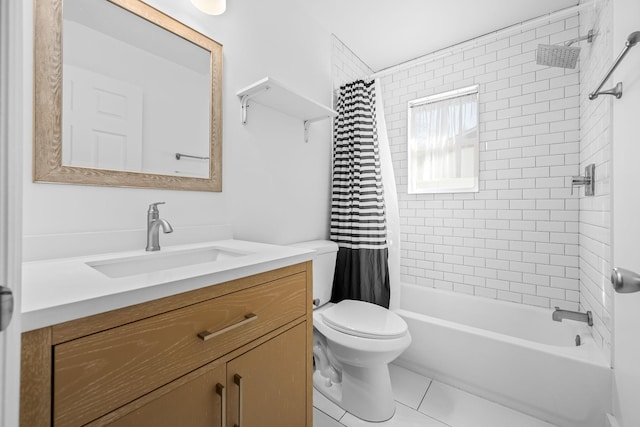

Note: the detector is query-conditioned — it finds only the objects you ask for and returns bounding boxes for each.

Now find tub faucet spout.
[552,307,593,326]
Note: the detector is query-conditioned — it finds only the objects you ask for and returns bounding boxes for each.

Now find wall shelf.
[236,77,337,142]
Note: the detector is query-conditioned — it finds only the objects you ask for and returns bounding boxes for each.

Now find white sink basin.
[86,246,248,278]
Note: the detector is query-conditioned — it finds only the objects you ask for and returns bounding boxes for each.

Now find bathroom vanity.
[20,241,314,427]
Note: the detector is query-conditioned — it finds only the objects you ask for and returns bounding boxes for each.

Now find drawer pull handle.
[234,374,243,427]
[216,383,226,427]
[197,313,257,341]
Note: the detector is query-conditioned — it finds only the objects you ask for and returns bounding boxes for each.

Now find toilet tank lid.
[321,300,408,339]
[290,240,338,255]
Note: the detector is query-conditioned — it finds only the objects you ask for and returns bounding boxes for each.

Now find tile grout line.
[312,404,346,425]
[417,379,434,410]
[414,380,456,427]
[396,400,455,427]
[418,379,560,427]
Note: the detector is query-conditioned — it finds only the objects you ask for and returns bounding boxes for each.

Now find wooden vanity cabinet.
[20,262,313,427]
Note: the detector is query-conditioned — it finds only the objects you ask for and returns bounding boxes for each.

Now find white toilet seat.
[321,300,408,339]
[313,304,410,353]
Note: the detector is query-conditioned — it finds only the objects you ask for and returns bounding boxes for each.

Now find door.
[227,323,307,427]
[0,0,24,426]
[611,0,640,425]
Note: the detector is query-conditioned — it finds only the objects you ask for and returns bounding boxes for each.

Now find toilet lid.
[321,300,408,339]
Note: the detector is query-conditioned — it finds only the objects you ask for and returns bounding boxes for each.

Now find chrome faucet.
[146,202,173,251]
[552,307,593,326]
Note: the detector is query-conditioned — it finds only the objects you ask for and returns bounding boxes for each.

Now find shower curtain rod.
[409,85,478,108]
[366,2,594,80]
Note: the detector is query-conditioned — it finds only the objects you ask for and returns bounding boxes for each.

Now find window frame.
[407,85,480,194]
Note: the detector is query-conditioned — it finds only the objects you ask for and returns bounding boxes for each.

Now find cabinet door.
[227,323,307,427]
[102,362,227,427]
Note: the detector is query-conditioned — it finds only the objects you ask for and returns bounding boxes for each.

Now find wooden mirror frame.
[34,0,223,191]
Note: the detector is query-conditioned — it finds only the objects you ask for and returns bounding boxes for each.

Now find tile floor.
[313,364,557,427]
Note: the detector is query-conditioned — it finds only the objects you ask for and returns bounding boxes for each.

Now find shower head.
[627,31,640,47]
[536,29,595,69]
[536,44,581,69]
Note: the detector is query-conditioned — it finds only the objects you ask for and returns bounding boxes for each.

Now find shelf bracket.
[303,116,330,143]
[240,86,270,125]
[240,95,249,125]
[303,120,311,143]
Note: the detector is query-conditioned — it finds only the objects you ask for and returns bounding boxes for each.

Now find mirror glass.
[34,0,222,191]
[63,0,210,178]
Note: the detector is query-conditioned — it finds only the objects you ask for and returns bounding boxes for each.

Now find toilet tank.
[290,240,338,308]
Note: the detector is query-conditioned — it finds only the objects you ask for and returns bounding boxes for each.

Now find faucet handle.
[570,164,595,196]
[148,202,166,213]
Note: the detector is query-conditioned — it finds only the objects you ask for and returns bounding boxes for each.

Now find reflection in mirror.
[407,85,479,194]
[34,0,222,191]
[63,0,210,178]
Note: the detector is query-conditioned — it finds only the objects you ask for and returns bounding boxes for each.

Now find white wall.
[380,15,582,309]
[23,0,334,258]
[610,0,640,424]
[578,0,613,363]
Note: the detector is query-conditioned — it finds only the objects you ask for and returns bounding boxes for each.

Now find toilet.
[292,240,411,422]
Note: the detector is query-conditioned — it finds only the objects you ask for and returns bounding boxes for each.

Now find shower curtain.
[375,78,401,311]
[330,79,390,308]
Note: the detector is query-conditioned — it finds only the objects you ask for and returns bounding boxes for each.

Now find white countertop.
[21,239,315,332]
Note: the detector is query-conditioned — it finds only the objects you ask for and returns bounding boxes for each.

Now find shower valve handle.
[570,164,595,196]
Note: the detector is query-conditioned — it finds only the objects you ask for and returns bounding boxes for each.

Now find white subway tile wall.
[579,0,612,361]
[330,11,613,360]
[380,15,582,310]
[331,35,373,90]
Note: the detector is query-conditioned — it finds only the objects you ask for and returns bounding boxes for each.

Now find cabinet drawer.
[53,272,306,426]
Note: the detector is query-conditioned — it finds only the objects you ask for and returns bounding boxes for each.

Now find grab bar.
[589,31,640,100]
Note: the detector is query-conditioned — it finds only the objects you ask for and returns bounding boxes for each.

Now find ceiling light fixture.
[191,0,226,15]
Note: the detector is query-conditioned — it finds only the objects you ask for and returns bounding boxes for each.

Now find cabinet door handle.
[197,313,257,341]
[216,383,226,427]
[233,374,243,427]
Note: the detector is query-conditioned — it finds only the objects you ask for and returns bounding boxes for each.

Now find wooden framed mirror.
[34,0,222,191]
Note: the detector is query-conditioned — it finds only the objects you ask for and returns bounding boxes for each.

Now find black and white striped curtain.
[330,79,390,308]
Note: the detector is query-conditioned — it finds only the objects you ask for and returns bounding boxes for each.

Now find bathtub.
[395,283,611,427]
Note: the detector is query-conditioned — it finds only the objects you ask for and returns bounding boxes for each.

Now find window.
[407,85,479,194]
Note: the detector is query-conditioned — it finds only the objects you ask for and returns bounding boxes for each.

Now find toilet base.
[314,364,396,422]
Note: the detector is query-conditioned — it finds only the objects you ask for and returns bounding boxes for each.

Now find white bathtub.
[396,284,611,427]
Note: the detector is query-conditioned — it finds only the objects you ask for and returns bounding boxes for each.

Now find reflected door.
[63,65,143,171]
